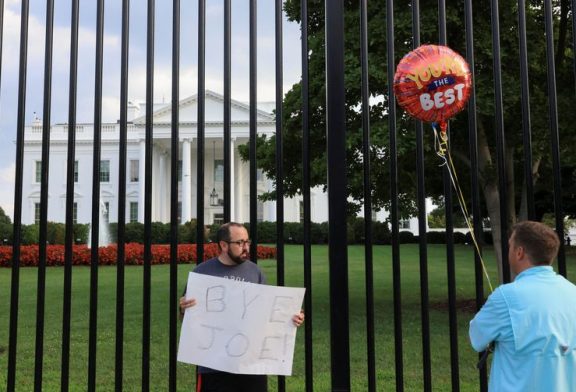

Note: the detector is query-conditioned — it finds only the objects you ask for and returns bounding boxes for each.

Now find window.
[74,161,79,183]
[178,202,182,224]
[100,160,110,182]
[299,201,304,223]
[35,161,42,183]
[214,160,224,183]
[399,219,411,229]
[256,168,264,181]
[103,202,110,223]
[34,203,41,224]
[213,213,224,225]
[73,202,78,224]
[129,202,138,223]
[178,160,182,182]
[130,160,139,182]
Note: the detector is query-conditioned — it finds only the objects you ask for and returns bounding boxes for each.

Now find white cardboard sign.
[177,272,305,375]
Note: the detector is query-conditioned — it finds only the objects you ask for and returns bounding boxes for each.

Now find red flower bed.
[0,243,276,267]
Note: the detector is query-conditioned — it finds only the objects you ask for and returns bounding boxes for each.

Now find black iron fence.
[2,0,574,391]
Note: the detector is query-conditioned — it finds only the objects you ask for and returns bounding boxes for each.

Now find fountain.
[87,198,111,247]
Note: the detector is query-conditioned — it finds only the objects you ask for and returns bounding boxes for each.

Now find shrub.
[0,243,276,267]
[0,222,13,244]
[398,231,415,244]
[124,222,145,243]
[178,220,198,244]
[372,221,391,244]
[453,232,467,244]
[207,223,220,243]
[311,222,329,244]
[347,217,365,244]
[257,221,277,243]
[283,222,303,243]
[150,222,170,244]
[426,231,446,244]
[46,222,66,244]
[21,224,40,245]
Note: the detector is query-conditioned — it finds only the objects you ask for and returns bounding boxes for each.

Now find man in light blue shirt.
[470,221,576,391]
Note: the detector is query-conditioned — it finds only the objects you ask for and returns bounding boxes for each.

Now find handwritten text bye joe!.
[197,285,295,361]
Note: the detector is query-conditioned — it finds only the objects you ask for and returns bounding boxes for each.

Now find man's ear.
[516,245,525,260]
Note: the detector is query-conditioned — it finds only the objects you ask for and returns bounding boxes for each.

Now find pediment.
[59,192,83,199]
[132,90,274,125]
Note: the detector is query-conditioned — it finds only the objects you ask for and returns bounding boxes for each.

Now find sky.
[0,0,303,219]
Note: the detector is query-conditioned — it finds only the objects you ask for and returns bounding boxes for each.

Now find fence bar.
[61,0,80,390]
[490,0,511,283]
[223,0,231,223]
[438,2,460,388]
[33,1,55,389]
[573,0,576,94]
[543,0,566,275]
[359,0,376,390]
[0,0,3,81]
[7,1,29,389]
[196,0,205,259]
[249,0,258,256]
[300,1,314,390]
[87,0,105,390]
[517,0,535,221]
[385,0,404,390]
[411,1,432,390]
[169,0,180,390]
[274,2,285,390]
[443,143,460,391]
[325,1,351,390]
[142,0,155,389]
[463,0,488,389]
[114,0,130,390]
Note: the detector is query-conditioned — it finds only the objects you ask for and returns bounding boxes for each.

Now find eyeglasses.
[226,239,252,247]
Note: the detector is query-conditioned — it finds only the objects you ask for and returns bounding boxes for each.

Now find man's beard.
[228,249,246,265]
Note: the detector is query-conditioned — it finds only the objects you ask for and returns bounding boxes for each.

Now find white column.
[182,138,192,223]
[159,151,166,222]
[138,139,145,223]
[267,179,276,222]
[230,138,236,222]
[152,145,160,221]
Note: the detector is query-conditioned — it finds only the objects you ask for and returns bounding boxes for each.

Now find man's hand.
[179,296,197,318]
[292,310,305,327]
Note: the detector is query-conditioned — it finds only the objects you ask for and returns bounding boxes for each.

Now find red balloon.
[393,45,472,127]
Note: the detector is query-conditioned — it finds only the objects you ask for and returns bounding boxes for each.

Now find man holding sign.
[179,222,305,392]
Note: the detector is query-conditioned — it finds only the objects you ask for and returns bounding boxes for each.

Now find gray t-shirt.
[193,257,266,284]
[192,257,266,373]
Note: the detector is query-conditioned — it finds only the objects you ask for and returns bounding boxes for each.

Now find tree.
[0,206,12,244]
[427,203,468,229]
[0,206,11,226]
[241,0,576,281]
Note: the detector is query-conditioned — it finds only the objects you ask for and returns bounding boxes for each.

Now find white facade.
[21,90,421,233]
[22,91,319,225]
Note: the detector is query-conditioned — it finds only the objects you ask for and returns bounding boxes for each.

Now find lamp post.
[210,141,220,206]
[210,187,219,206]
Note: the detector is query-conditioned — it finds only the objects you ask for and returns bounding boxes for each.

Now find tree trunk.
[477,121,510,283]
[483,182,505,282]
[506,146,516,229]
[519,158,541,221]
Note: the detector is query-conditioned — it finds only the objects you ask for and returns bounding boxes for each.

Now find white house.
[22,90,422,233]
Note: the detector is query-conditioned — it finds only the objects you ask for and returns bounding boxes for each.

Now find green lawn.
[0,244,574,391]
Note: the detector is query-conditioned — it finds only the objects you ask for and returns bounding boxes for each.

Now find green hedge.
[0,219,488,246]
